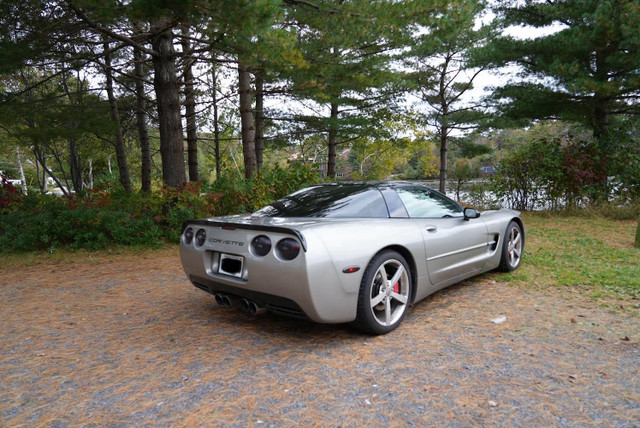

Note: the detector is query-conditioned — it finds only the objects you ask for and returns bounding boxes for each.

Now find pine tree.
[406,0,491,193]
[280,0,428,178]
[475,0,640,150]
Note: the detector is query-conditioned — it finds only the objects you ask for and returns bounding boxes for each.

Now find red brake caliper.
[393,281,400,294]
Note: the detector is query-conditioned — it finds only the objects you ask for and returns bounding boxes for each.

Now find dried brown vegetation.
[1,248,639,426]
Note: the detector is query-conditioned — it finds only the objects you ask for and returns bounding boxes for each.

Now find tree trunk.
[15,147,28,195]
[104,40,133,194]
[60,71,85,194]
[68,137,84,193]
[88,158,93,190]
[437,59,449,195]
[238,62,256,179]
[591,49,612,201]
[133,41,152,192]
[33,145,46,192]
[593,49,611,140]
[212,62,221,181]
[49,143,72,195]
[33,144,68,197]
[181,25,199,182]
[439,126,447,194]
[151,25,186,188]
[254,72,265,172]
[327,102,339,179]
[635,216,640,249]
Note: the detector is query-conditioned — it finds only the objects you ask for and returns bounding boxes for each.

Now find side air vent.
[489,234,499,251]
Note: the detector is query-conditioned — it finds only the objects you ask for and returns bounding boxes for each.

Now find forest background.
[1,0,639,252]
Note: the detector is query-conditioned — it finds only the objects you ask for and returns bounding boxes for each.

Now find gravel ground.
[1,248,639,427]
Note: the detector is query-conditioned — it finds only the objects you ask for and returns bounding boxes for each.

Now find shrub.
[0,176,23,214]
[0,183,214,252]
[0,164,319,252]
[207,163,320,215]
[489,138,564,210]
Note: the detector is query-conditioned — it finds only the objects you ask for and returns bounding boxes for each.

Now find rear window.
[253,185,389,218]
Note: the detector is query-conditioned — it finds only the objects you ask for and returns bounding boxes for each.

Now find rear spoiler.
[182,219,307,251]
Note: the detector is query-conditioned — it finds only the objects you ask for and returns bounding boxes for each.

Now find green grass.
[501,213,640,299]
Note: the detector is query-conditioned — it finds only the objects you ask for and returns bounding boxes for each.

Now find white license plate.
[218,253,244,278]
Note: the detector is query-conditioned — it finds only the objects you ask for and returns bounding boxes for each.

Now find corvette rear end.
[180,217,360,323]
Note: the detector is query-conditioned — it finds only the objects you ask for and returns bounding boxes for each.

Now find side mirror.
[463,207,481,221]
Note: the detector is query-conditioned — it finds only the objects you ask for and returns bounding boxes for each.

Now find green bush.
[489,138,565,210]
[488,122,640,210]
[207,163,320,216]
[0,164,319,252]
[0,197,166,252]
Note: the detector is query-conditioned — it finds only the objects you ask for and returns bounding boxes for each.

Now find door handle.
[425,225,437,233]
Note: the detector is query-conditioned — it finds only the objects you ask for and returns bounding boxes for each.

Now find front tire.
[354,250,412,334]
[498,221,524,272]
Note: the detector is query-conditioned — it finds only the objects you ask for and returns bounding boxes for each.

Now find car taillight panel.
[195,228,206,247]
[251,235,272,256]
[183,227,194,244]
[276,238,301,261]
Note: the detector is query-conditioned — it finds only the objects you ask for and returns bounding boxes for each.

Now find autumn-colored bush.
[0,176,23,214]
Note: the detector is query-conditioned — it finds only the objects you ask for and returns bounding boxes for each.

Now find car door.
[395,186,490,286]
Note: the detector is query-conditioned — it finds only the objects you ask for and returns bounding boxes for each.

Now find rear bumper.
[180,233,359,323]
[190,275,309,320]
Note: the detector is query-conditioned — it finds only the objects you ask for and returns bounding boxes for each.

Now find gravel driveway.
[1,248,638,426]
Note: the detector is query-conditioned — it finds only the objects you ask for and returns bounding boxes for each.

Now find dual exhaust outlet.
[214,294,265,315]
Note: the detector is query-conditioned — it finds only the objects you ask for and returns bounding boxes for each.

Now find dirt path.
[1,248,639,426]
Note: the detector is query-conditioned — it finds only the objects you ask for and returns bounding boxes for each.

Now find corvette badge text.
[208,238,245,247]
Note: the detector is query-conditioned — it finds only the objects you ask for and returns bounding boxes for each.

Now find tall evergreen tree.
[181,24,199,183]
[198,0,290,179]
[281,0,432,178]
[475,0,640,150]
[406,0,491,193]
[131,27,153,192]
[102,39,133,193]
[238,62,257,178]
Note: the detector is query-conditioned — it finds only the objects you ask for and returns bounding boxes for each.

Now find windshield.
[253,185,389,218]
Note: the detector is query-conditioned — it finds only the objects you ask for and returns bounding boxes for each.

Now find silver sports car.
[180,181,524,334]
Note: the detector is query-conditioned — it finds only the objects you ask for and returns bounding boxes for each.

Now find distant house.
[480,166,498,173]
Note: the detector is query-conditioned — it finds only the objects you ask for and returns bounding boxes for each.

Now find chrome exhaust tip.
[247,300,266,315]
[221,295,231,307]
[214,294,225,306]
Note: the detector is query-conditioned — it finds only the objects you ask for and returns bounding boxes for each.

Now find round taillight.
[251,235,272,256]
[183,227,194,244]
[276,238,300,261]
[195,228,206,247]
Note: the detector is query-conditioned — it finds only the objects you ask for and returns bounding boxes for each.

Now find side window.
[396,187,463,218]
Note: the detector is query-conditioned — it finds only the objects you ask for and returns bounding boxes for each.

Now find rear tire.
[353,250,412,334]
[498,221,524,272]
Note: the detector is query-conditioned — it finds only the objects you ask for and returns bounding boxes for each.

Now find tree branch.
[64,1,159,57]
